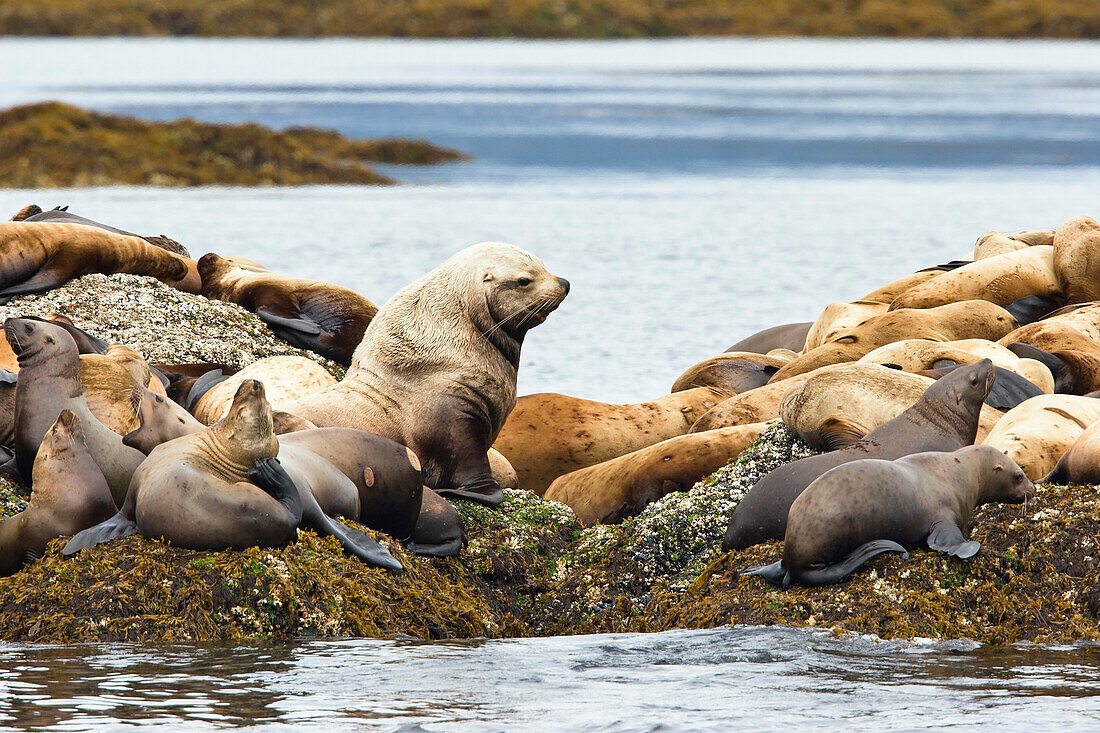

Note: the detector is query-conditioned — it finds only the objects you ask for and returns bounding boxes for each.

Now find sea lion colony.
[0,206,1096,592]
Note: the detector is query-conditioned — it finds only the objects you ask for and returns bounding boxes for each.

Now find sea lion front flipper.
[247,457,304,525]
[61,511,139,556]
[256,308,323,337]
[743,560,791,588]
[926,520,980,558]
[434,479,504,507]
[0,267,68,304]
[406,536,463,558]
[818,418,866,451]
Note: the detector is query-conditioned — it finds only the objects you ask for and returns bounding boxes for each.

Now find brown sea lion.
[493,386,728,496]
[1042,419,1100,485]
[286,242,569,506]
[723,360,995,550]
[63,381,403,568]
[199,253,377,366]
[858,338,1054,393]
[889,246,1059,311]
[10,204,42,222]
[0,410,116,576]
[973,230,1054,260]
[981,394,1100,479]
[1052,216,1100,304]
[745,445,1034,587]
[670,352,786,394]
[0,222,195,303]
[803,300,889,353]
[545,422,767,526]
[769,300,1018,381]
[8,318,145,503]
[780,362,1002,450]
[191,356,336,425]
[725,322,813,354]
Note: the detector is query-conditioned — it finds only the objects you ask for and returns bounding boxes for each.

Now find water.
[1,38,1100,727]
[0,627,1098,731]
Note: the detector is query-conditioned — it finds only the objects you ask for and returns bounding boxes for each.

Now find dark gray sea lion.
[1005,294,1067,326]
[0,410,116,576]
[8,318,145,504]
[671,353,786,394]
[22,205,191,257]
[722,359,995,551]
[199,253,378,366]
[0,222,195,303]
[725,322,813,354]
[744,445,1034,587]
[916,363,1041,412]
[63,380,402,569]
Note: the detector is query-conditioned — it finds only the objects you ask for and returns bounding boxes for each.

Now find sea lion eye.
[971,377,978,386]
[1015,472,1024,481]
[517,277,532,287]
[23,324,32,333]
[45,337,53,344]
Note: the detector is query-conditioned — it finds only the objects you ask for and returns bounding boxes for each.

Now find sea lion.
[973,230,1054,260]
[154,362,240,406]
[888,246,1060,311]
[802,300,889,353]
[670,352,786,394]
[493,386,728,496]
[744,445,1034,588]
[63,380,402,568]
[780,362,1002,450]
[1052,216,1100,304]
[23,205,192,257]
[199,253,377,366]
[687,369,824,433]
[0,410,116,576]
[10,204,42,222]
[487,448,518,490]
[917,363,1042,412]
[0,222,195,303]
[0,370,16,447]
[122,385,205,454]
[722,360,995,550]
[769,301,1018,381]
[8,318,145,503]
[415,488,466,558]
[545,422,767,527]
[981,394,1100,479]
[1042,419,1100,485]
[725,322,813,354]
[78,344,168,436]
[1005,294,1067,326]
[191,356,336,425]
[860,270,942,304]
[1006,342,1100,395]
[858,338,1054,393]
[286,242,569,506]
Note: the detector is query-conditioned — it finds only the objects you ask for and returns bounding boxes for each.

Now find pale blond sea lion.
[861,270,942,304]
[973,230,1054,260]
[199,253,378,366]
[687,368,826,433]
[0,222,193,303]
[802,300,889,352]
[286,242,569,506]
[889,246,1060,311]
[493,386,728,496]
[545,423,767,527]
[981,394,1100,479]
[1042,418,1100,485]
[1052,215,1100,304]
[769,301,1018,381]
[192,356,337,425]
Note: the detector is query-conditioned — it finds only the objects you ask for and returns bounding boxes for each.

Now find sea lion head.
[123,386,196,454]
[4,318,75,366]
[975,445,1036,504]
[217,379,278,457]
[454,242,568,361]
[40,409,82,458]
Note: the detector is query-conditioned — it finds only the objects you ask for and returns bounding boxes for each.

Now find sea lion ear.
[483,272,495,282]
[993,464,1004,472]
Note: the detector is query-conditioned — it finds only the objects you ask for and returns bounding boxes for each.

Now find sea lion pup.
[973,230,1054,260]
[493,387,727,496]
[722,360,995,550]
[287,242,569,506]
[191,356,336,425]
[981,394,1100,480]
[802,301,889,353]
[1052,216,1100,304]
[670,352,787,394]
[1042,419,1100,485]
[64,381,403,569]
[724,322,813,354]
[199,253,378,366]
[0,411,116,576]
[0,222,195,303]
[545,422,768,527]
[744,446,1035,588]
[8,318,145,503]
[780,362,1002,450]
[768,300,1018,382]
[858,338,1054,393]
[888,246,1060,311]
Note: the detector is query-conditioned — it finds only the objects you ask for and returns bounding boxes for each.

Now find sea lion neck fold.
[198,380,278,478]
[910,359,995,444]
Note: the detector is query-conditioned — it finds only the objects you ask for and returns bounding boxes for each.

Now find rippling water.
[1,628,1098,731]
[1,38,1099,726]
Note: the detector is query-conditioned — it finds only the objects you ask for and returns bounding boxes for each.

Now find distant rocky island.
[0,102,468,188]
[0,0,1096,38]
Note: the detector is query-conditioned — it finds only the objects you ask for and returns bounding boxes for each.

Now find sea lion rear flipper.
[926,521,980,558]
[818,418,866,451]
[185,369,228,412]
[0,267,68,304]
[256,308,324,347]
[916,259,971,273]
[743,560,791,588]
[406,536,463,558]
[61,512,139,556]
[296,482,403,570]
[794,540,908,586]
[247,458,304,525]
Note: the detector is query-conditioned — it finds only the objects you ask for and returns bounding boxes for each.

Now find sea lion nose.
[556,277,570,295]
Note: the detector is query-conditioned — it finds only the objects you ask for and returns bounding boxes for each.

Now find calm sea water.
[0,38,1099,729]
